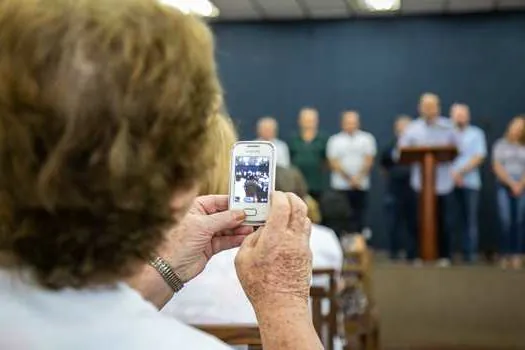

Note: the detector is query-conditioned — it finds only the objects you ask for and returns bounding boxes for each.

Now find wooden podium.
[399,146,458,261]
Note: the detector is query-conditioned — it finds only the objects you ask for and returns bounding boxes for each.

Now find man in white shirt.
[257,116,291,168]
[327,111,377,234]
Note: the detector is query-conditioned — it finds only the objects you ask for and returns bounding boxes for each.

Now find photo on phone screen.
[233,156,270,204]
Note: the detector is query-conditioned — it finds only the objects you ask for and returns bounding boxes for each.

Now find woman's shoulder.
[0,271,231,350]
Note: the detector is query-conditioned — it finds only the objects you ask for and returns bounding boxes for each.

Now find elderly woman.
[0,1,321,350]
[493,116,525,269]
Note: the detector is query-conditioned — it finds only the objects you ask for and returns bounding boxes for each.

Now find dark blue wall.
[212,13,525,251]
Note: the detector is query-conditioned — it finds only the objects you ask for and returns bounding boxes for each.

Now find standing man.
[327,111,377,234]
[399,93,458,266]
[289,107,329,202]
[450,103,487,263]
[256,116,290,168]
[381,115,415,261]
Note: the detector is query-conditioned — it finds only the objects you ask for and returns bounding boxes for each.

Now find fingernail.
[233,210,246,221]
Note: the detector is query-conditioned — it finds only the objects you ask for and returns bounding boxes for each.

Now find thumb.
[203,210,246,234]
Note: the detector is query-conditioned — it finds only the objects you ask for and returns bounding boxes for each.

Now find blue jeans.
[453,188,480,262]
[497,184,525,256]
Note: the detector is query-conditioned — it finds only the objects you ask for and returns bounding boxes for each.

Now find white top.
[327,131,377,190]
[163,248,257,325]
[0,269,230,350]
[162,224,343,324]
[310,224,344,270]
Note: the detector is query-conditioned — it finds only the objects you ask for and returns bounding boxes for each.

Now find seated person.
[0,2,322,350]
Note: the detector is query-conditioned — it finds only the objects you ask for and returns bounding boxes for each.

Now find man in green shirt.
[288,108,329,202]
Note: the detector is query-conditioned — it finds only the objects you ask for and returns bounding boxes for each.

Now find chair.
[193,324,262,350]
[341,242,381,350]
[311,268,339,350]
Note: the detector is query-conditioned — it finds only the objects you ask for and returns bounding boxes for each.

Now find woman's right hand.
[235,191,312,309]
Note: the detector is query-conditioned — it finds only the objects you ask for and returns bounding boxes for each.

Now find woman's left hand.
[161,195,253,283]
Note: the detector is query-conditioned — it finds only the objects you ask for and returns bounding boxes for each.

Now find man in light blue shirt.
[450,103,487,262]
[398,93,458,265]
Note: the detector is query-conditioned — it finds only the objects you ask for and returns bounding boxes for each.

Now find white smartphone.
[229,141,276,225]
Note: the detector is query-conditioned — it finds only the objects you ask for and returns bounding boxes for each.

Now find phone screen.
[229,141,275,225]
[233,156,270,204]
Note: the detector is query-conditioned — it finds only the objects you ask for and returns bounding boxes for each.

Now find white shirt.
[311,225,344,268]
[162,224,343,324]
[327,131,377,190]
[310,225,345,287]
[0,269,230,350]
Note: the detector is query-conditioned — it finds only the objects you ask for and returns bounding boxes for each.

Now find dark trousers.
[497,184,525,256]
[453,188,480,262]
[344,190,368,233]
[436,194,453,259]
[384,185,416,260]
[407,191,452,260]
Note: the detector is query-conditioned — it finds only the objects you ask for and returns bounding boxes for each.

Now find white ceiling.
[213,0,525,21]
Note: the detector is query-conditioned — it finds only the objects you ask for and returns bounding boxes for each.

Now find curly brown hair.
[0,0,220,289]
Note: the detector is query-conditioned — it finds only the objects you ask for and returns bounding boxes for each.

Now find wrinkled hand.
[235,191,312,308]
[160,195,253,283]
[452,171,464,187]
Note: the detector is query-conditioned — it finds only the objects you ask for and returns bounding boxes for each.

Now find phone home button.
[244,208,257,216]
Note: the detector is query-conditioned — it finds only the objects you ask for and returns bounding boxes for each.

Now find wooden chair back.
[311,268,338,350]
[341,245,381,350]
[310,285,326,338]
